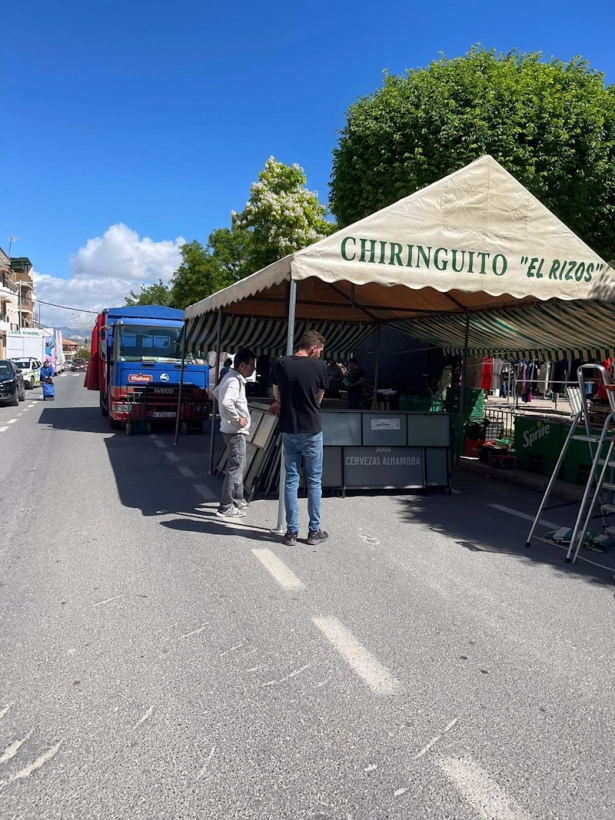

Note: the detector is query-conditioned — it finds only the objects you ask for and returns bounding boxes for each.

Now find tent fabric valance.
[184,314,374,359]
[390,300,615,361]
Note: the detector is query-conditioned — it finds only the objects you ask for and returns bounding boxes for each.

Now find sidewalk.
[459,456,584,502]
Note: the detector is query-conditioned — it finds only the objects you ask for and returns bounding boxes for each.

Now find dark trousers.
[220,433,247,509]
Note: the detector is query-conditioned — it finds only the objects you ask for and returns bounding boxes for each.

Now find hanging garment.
[597,358,613,400]
[517,362,527,396]
[491,358,504,392]
[481,357,494,392]
[538,362,550,395]
[553,358,570,395]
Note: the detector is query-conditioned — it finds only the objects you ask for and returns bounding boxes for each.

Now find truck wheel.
[145,423,152,435]
[100,394,108,417]
[109,416,121,431]
[125,422,132,436]
[180,422,188,435]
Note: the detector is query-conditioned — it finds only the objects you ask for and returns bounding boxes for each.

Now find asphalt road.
[1,374,615,819]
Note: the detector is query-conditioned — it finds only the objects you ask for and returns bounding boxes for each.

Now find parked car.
[0,360,26,406]
[11,357,42,389]
[71,358,86,372]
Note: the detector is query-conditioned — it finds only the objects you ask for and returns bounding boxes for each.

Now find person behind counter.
[345,357,366,409]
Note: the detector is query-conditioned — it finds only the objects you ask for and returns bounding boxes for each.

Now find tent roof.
[186,155,615,325]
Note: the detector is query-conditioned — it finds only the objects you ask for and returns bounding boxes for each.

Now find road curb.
[459,457,584,502]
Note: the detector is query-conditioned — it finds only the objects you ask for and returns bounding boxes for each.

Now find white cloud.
[33,224,185,329]
[72,224,184,282]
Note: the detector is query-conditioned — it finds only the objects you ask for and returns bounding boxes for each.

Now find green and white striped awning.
[183,314,374,359]
[390,300,615,360]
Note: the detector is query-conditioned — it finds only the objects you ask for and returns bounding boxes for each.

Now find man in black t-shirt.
[270,331,329,547]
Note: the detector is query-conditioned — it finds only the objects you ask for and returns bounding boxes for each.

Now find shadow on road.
[38,405,107,433]
[395,479,615,587]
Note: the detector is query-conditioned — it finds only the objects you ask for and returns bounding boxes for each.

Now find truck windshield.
[118,325,181,362]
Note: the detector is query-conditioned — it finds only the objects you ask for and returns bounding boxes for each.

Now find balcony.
[0,274,18,295]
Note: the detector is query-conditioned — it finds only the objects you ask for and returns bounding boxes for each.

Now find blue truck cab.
[93,305,209,432]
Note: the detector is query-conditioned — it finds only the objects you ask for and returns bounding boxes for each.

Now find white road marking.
[195,484,217,502]
[164,451,180,463]
[153,440,166,448]
[451,488,462,494]
[133,706,154,729]
[28,403,36,407]
[0,427,8,433]
[150,433,160,440]
[0,729,34,763]
[263,663,311,687]
[196,744,216,780]
[7,419,17,424]
[312,616,401,695]
[414,717,458,759]
[394,788,408,797]
[176,623,209,640]
[252,549,305,591]
[0,704,12,721]
[220,643,244,657]
[488,503,559,530]
[0,741,63,788]
[93,594,125,607]
[437,756,532,820]
[364,764,377,773]
[178,465,196,478]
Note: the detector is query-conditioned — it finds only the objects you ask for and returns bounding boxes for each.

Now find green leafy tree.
[125,279,173,307]
[234,157,336,271]
[169,237,247,310]
[75,347,90,361]
[330,47,615,261]
[161,159,335,309]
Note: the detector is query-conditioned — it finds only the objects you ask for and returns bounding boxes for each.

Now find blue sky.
[2,0,614,327]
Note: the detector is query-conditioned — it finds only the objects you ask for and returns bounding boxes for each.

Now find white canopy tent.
[181,155,615,499]
[184,154,615,360]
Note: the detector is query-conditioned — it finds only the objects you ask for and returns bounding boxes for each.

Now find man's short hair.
[299,330,326,350]
[224,357,232,367]
[234,347,256,368]
[348,357,358,365]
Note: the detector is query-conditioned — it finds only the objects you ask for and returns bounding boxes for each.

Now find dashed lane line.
[178,465,196,478]
[7,419,17,424]
[252,549,305,591]
[195,484,217,502]
[0,427,8,433]
[437,756,532,820]
[488,503,559,530]
[164,451,180,463]
[312,616,402,695]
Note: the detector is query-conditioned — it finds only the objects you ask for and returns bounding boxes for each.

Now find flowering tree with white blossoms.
[233,157,336,272]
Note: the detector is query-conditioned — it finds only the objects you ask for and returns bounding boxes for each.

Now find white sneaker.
[216,506,246,519]
[234,499,250,510]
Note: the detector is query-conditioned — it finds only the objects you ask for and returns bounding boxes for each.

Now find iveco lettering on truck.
[84,305,209,435]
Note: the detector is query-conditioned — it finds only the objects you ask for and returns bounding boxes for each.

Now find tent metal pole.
[276,278,297,534]
[372,323,382,409]
[173,321,188,446]
[208,308,223,475]
[455,312,471,469]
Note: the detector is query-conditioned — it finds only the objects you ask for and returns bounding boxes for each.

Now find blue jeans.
[282,432,323,534]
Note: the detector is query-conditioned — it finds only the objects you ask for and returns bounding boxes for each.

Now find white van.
[11,357,42,389]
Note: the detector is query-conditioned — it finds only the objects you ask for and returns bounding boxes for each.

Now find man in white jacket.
[212,348,256,518]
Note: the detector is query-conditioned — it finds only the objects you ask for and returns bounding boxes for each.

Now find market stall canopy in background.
[184,156,615,358]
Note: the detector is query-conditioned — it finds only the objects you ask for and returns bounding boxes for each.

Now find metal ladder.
[526,364,615,563]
